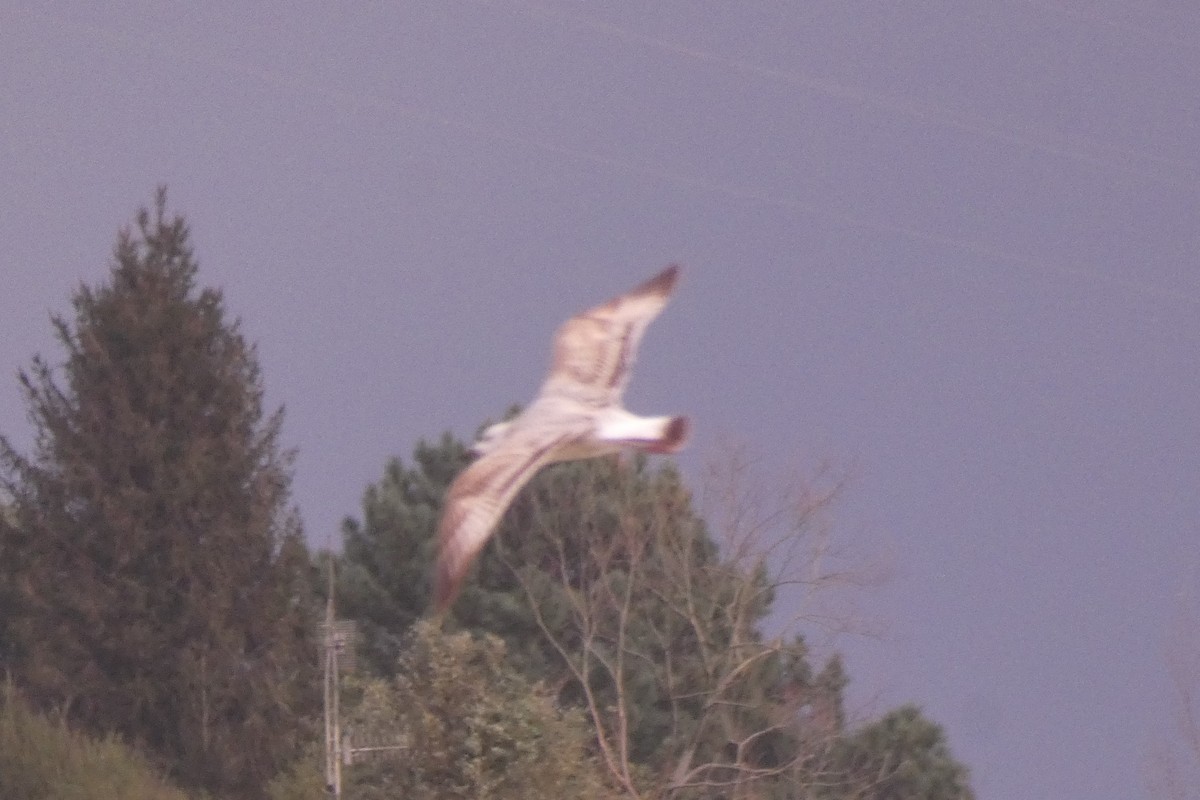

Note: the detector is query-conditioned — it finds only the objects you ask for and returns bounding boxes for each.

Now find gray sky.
[3,3,1198,797]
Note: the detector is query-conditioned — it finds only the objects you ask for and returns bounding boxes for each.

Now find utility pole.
[323,561,342,799]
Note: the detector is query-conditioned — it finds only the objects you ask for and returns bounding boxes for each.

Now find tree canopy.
[0,190,317,799]
[338,620,618,800]
[336,431,976,799]
[0,189,976,800]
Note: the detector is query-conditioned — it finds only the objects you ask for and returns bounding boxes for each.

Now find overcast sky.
[3,3,1198,798]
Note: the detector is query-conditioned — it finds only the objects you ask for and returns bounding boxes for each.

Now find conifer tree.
[339,429,977,798]
[339,434,848,796]
[825,705,975,800]
[0,190,317,799]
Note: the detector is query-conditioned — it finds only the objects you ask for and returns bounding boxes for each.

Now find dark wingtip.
[640,264,681,297]
[661,415,689,453]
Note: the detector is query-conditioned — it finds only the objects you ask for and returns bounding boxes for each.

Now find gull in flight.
[433,265,689,612]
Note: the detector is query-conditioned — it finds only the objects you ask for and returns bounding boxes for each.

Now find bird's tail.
[652,415,689,454]
[600,413,689,454]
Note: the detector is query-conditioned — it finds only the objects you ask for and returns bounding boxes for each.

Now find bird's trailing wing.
[433,428,579,613]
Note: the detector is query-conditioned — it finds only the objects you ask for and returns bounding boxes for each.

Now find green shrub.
[0,687,192,800]
[265,752,327,800]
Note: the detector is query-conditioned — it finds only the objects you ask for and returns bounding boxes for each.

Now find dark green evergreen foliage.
[337,433,472,676]
[0,190,318,799]
[339,620,618,800]
[337,431,874,796]
[493,456,786,771]
[827,705,975,800]
[338,427,977,797]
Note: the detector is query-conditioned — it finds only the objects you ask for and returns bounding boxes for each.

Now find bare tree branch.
[489,444,881,798]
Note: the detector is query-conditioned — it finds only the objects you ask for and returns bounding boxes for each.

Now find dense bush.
[0,687,192,800]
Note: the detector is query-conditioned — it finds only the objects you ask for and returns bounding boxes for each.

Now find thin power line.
[475,0,1199,187]
[1022,0,1199,52]
[15,7,1200,309]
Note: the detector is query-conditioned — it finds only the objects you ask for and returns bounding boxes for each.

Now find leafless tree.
[495,443,883,799]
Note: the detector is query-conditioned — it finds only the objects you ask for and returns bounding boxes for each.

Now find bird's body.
[433,265,689,612]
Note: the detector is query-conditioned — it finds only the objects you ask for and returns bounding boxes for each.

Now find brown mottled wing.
[542,264,679,406]
[433,429,577,613]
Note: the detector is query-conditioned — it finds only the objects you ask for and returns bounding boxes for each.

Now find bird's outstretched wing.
[541,265,679,407]
[433,427,580,613]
